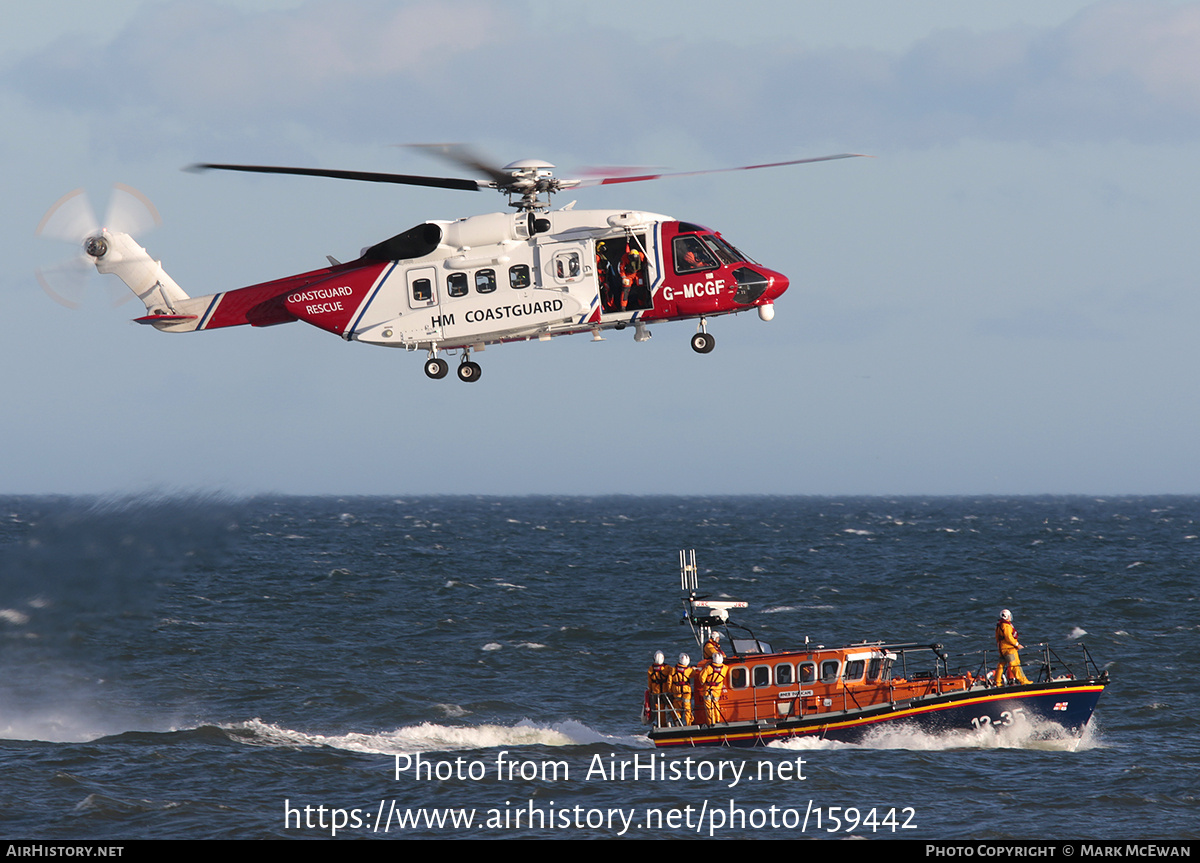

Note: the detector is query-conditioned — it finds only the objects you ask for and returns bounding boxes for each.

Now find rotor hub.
[84,235,108,258]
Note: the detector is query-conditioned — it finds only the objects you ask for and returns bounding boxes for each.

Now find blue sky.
[4,0,1199,495]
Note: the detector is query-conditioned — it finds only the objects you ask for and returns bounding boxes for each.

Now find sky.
[3,0,1199,496]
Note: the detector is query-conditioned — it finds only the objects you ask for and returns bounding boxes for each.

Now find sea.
[0,495,1196,841]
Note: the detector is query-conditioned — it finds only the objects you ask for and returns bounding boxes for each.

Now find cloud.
[1064,1,1200,113]
[9,0,1200,157]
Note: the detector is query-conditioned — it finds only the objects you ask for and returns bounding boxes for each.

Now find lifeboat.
[644,551,1108,748]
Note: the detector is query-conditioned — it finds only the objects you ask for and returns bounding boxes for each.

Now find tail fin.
[91,229,197,326]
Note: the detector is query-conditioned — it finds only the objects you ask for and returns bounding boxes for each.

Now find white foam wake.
[769,717,1102,753]
[228,717,651,754]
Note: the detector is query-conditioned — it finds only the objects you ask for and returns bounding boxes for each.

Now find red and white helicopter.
[37,146,863,382]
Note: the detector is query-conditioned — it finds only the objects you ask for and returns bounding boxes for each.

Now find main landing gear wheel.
[457,361,482,383]
[424,358,449,379]
[690,332,716,354]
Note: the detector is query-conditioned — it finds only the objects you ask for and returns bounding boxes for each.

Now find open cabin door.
[595,233,652,315]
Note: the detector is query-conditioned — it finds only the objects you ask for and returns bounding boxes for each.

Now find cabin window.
[673,235,720,274]
[447,272,468,298]
[752,665,772,688]
[729,667,748,689]
[820,660,840,683]
[553,251,582,280]
[775,663,794,686]
[866,658,883,681]
[797,662,815,684]
[509,265,531,289]
[411,278,432,302]
[843,660,865,681]
[475,269,497,294]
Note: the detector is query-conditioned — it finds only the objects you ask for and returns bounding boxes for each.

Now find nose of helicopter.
[754,268,788,322]
[766,269,790,300]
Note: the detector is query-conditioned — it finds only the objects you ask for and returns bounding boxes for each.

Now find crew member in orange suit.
[696,653,728,725]
[994,609,1031,685]
[670,653,695,726]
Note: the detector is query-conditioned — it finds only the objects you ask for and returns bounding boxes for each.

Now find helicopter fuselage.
[114,207,788,379]
[46,150,858,381]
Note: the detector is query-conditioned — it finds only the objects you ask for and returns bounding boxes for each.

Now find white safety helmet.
[1000,609,1012,621]
[678,653,691,667]
[710,632,722,641]
[713,653,724,666]
[653,651,665,665]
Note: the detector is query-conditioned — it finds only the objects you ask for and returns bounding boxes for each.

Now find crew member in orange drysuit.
[618,246,645,310]
[696,653,728,725]
[646,650,671,727]
[703,631,724,662]
[670,653,695,726]
[994,609,1031,685]
[596,241,618,311]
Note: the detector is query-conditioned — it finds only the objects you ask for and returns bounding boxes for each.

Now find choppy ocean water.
[0,495,1196,840]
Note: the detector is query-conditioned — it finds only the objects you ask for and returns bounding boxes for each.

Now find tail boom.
[92,229,383,334]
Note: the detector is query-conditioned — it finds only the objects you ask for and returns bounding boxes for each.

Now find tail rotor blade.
[35,183,161,309]
[104,183,162,236]
[35,254,94,309]
[36,188,100,244]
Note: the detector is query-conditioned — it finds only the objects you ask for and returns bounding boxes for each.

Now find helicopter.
[37,146,864,382]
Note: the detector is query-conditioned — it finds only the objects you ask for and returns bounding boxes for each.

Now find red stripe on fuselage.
[282,262,389,335]
[202,261,388,331]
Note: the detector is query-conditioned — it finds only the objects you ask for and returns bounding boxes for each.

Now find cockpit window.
[673,235,720,274]
[701,235,742,266]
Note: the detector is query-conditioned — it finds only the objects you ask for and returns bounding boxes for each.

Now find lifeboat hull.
[649,677,1106,749]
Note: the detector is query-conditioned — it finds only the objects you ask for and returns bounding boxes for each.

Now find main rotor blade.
[564,153,870,189]
[188,163,486,192]
[404,144,513,187]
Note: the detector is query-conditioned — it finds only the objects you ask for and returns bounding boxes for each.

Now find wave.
[222,717,652,754]
[768,717,1103,753]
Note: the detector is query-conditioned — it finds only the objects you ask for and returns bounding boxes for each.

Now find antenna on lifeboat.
[679,548,698,592]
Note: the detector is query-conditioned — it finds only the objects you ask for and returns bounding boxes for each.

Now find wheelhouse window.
[843,660,865,681]
[775,663,794,686]
[447,272,468,298]
[729,667,748,689]
[673,235,720,274]
[509,264,531,289]
[752,665,772,688]
[798,662,816,684]
[475,269,497,294]
[820,660,840,683]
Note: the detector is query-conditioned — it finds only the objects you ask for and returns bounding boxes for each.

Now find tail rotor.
[35,184,162,308]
